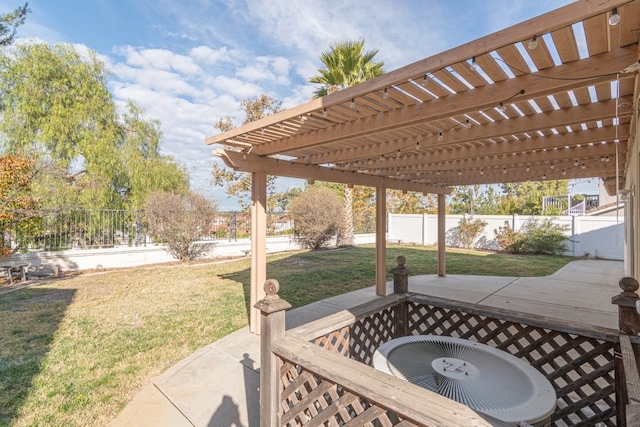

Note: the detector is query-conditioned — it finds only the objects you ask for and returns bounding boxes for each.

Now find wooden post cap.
[390,256,410,274]
[612,277,640,307]
[254,279,291,313]
[619,277,639,296]
[264,278,280,300]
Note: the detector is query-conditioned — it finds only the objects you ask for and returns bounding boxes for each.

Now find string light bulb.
[322,108,327,117]
[609,7,620,26]
[550,162,555,169]
[479,168,484,176]
[525,165,530,172]
[438,131,443,141]
[463,119,472,129]
[470,57,478,71]
[497,102,506,113]
[349,98,356,108]
[458,169,462,175]
[528,35,538,50]
[421,74,428,86]
[581,163,586,170]
[382,88,389,99]
[562,169,566,176]
[574,159,579,167]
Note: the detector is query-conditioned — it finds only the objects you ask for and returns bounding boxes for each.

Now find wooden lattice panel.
[278,359,418,427]
[406,301,616,427]
[350,307,397,365]
[312,325,351,357]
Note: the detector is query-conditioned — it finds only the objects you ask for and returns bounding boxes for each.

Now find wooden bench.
[1,261,29,285]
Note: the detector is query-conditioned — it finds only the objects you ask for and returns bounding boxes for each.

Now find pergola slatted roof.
[207,0,640,196]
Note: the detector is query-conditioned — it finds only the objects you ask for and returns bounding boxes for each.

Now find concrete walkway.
[111,260,625,427]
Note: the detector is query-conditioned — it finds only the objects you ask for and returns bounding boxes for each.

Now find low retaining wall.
[4,234,377,275]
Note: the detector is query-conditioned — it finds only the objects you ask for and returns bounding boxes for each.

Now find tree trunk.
[338,184,355,246]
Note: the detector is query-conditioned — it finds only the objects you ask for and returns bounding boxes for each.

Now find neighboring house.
[542,179,626,216]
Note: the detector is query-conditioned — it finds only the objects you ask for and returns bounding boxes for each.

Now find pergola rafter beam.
[377,126,630,170]
[250,49,636,156]
[389,142,627,175]
[215,149,451,194]
[204,0,635,149]
[424,163,623,187]
[310,98,632,166]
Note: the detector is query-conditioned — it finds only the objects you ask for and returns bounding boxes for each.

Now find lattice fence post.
[390,255,410,337]
[612,276,640,426]
[255,279,291,427]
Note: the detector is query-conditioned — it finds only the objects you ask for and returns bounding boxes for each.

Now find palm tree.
[309,39,384,245]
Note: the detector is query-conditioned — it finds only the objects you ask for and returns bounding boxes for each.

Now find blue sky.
[6,0,599,209]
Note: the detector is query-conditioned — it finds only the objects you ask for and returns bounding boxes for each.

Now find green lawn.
[0,245,574,426]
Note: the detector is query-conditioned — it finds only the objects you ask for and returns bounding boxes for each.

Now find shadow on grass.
[0,287,76,425]
[219,245,574,322]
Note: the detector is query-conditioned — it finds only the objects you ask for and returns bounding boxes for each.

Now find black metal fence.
[0,210,295,252]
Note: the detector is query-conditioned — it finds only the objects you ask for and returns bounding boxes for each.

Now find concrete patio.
[111,259,624,427]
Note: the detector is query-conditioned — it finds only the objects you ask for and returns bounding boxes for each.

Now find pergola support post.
[375,186,387,296]
[437,193,446,277]
[250,171,267,334]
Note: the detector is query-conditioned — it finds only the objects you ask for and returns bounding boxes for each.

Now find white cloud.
[189,45,232,65]
[116,46,202,75]
[236,56,291,85]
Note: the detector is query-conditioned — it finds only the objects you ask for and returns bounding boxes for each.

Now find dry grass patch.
[0,261,249,426]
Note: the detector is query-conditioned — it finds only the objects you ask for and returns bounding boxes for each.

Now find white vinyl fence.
[388,214,625,260]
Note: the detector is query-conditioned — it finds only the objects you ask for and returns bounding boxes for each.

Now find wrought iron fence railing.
[0,210,295,252]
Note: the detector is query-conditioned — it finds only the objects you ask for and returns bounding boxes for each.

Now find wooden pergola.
[206,0,640,335]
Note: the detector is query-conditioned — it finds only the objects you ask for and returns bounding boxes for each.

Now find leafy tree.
[0,3,29,47]
[212,94,281,211]
[352,186,376,233]
[309,39,384,245]
[144,191,217,260]
[269,187,302,212]
[388,190,437,214]
[449,185,503,215]
[0,43,122,208]
[0,154,39,255]
[290,186,343,249]
[0,43,188,210]
[309,39,385,97]
[121,102,189,210]
[450,181,570,215]
[500,181,569,215]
